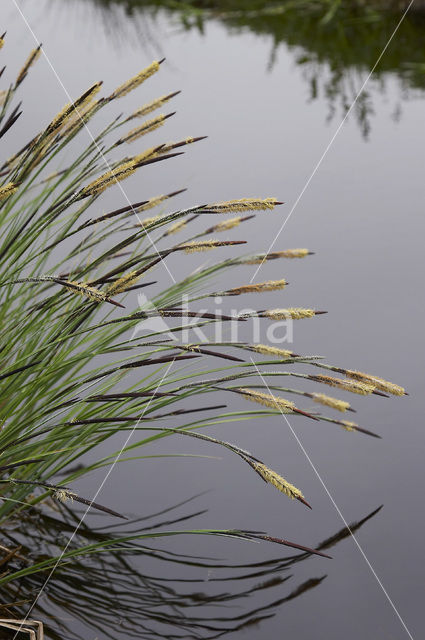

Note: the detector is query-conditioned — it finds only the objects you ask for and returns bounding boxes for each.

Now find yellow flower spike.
[181,240,221,253]
[248,460,308,505]
[209,217,243,232]
[129,90,180,119]
[237,387,318,421]
[237,388,295,412]
[54,489,77,503]
[137,214,163,227]
[265,308,316,320]
[166,219,187,235]
[79,160,136,198]
[311,375,375,396]
[276,248,310,258]
[341,420,358,432]
[206,198,280,213]
[0,182,18,200]
[345,370,405,396]
[249,344,295,358]
[109,60,161,100]
[312,393,351,413]
[132,147,160,164]
[223,279,288,295]
[46,83,102,137]
[59,100,100,139]
[65,281,108,303]
[15,45,42,87]
[133,190,185,220]
[108,271,140,295]
[243,249,311,264]
[118,113,170,145]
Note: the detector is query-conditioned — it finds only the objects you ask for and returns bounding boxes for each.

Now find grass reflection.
[0,499,382,638]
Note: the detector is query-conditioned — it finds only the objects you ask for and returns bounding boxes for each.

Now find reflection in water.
[0,499,381,639]
[58,0,425,137]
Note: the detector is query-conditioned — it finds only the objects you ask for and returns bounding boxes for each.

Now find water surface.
[2,2,425,638]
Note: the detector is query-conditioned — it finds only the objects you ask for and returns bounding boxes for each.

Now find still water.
[2,1,425,638]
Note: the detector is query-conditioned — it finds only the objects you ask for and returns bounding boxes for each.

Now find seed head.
[64,281,108,303]
[208,217,243,233]
[341,420,358,432]
[54,488,77,503]
[137,214,162,227]
[312,393,351,413]
[265,308,315,320]
[243,248,311,264]
[0,182,18,200]
[237,388,295,412]
[181,240,221,253]
[129,91,180,119]
[345,370,405,396]
[79,160,136,198]
[205,198,279,213]
[109,60,161,100]
[108,271,140,295]
[223,279,287,296]
[118,113,168,145]
[249,344,295,358]
[311,374,375,396]
[15,44,42,87]
[249,460,306,502]
[166,219,187,235]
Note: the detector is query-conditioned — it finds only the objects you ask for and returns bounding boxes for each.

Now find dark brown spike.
[165,89,181,99]
[0,360,41,382]
[71,495,128,519]
[164,136,208,151]
[293,407,320,421]
[0,460,44,472]
[0,110,22,139]
[134,151,184,169]
[354,425,382,438]
[158,310,246,322]
[178,346,244,363]
[86,391,178,402]
[255,534,331,558]
[297,495,313,509]
[78,184,172,228]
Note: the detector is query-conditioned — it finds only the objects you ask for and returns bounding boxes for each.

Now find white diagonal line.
[250,358,414,640]
[12,359,176,638]
[11,0,177,283]
[250,0,414,282]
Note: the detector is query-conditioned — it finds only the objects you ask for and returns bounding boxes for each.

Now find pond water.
[2,1,425,638]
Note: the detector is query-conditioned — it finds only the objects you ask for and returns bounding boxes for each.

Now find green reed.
[0,33,406,603]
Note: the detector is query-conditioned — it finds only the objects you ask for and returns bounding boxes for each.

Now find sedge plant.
[0,32,406,623]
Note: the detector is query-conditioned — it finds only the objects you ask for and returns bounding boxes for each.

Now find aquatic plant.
[0,34,406,634]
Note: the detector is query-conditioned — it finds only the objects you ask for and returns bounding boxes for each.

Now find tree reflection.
[61,0,425,137]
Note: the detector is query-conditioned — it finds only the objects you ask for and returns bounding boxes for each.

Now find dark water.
[1,1,425,638]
